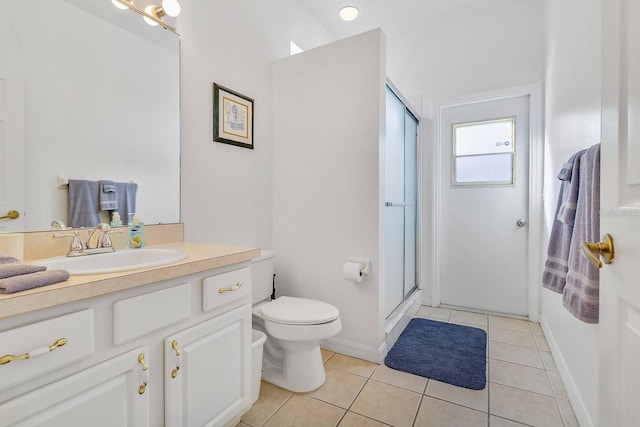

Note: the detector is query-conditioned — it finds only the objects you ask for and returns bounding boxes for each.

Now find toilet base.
[262,344,326,393]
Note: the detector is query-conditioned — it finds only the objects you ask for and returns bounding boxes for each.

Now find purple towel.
[542,150,586,293]
[563,144,600,323]
[0,255,19,264]
[0,263,46,279]
[0,270,70,294]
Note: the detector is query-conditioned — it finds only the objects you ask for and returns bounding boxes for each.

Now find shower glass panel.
[384,86,418,318]
[385,87,406,318]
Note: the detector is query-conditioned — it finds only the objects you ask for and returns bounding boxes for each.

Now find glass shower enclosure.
[384,85,419,319]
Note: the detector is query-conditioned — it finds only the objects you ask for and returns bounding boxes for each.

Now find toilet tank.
[251,249,275,304]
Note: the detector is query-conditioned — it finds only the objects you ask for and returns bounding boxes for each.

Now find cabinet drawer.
[114,283,191,345]
[203,267,251,312]
[0,309,95,391]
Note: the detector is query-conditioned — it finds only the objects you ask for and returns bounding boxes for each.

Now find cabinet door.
[165,305,251,427]
[0,347,150,427]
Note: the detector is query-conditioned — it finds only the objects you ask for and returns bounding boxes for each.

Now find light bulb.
[162,0,181,17]
[338,6,359,21]
[144,5,160,26]
[111,0,130,10]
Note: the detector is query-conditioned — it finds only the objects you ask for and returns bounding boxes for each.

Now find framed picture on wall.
[213,83,254,149]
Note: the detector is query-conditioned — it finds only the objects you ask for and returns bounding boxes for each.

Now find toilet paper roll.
[343,262,365,283]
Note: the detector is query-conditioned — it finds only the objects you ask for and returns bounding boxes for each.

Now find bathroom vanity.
[0,241,259,427]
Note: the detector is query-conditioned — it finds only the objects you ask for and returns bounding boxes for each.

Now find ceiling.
[299,0,545,106]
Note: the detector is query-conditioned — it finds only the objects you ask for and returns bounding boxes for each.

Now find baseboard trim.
[539,315,594,427]
[321,337,386,364]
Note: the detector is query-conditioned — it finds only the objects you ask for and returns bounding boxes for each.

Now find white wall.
[178,1,333,249]
[272,30,387,361]
[393,0,545,102]
[541,1,601,426]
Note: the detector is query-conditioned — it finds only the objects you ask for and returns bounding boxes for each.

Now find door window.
[452,117,515,186]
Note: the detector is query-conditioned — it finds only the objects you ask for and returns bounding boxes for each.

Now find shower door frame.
[384,82,420,320]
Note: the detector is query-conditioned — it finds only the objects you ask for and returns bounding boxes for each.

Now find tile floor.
[238,306,579,427]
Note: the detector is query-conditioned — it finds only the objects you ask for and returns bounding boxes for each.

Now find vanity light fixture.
[144,0,181,26]
[111,0,180,34]
[338,6,359,21]
[111,0,130,10]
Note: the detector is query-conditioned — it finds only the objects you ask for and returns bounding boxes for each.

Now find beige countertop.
[0,242,260,319]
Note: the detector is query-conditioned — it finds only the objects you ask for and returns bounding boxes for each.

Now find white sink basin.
[36,248,187,275]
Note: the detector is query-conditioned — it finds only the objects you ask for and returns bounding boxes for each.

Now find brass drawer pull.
[171,340,181,356]
[218,282,242,294]
[1,338,68,365]
[137,353,148,371]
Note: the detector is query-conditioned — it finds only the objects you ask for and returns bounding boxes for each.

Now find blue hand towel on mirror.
[99,180,118,211]
[115,182,138,225]
[68,179,101,228]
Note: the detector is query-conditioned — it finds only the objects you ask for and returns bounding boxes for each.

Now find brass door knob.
[580,234,615,268]
[0,210,20,220]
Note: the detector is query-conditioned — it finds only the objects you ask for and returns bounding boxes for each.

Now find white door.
[599,0,640,424]
[439,96,530,315]
[165,305,251,427]
[0,347,150,426]
[0,76,24,232]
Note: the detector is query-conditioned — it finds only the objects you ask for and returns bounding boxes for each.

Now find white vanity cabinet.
[0,347,150,426]
[0,259,254,427]
[165,305,251,427]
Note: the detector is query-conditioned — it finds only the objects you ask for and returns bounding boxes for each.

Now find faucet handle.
[50,219,68,230]
[101,230,113,248]
[53,231,83,256]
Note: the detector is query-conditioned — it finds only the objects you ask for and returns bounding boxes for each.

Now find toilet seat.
[260,296,339,325]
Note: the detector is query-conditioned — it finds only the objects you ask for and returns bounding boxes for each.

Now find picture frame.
[213,83,254,149]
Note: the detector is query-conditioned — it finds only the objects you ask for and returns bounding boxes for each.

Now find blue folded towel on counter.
[99,180,118,211]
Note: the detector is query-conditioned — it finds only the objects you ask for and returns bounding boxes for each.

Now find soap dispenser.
[128,214,146,249]
[110,212,122,227]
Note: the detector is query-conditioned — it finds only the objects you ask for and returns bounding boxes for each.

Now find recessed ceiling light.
[338,6,359,22]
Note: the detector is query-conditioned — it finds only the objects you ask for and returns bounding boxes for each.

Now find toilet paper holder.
[344,258,370,281]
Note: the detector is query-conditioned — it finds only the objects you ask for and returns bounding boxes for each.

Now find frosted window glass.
[455,153,513,185]
[454,118,514,156]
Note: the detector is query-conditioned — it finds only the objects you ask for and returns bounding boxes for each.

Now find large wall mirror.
[0,0,180,232]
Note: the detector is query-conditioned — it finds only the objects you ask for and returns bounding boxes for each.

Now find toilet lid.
[260,296,339,325]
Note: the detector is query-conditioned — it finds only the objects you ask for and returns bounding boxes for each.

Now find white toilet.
[251,250,341,393]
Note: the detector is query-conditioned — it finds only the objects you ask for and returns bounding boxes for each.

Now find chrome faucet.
[85,223,116,254]
[53,222,122,257]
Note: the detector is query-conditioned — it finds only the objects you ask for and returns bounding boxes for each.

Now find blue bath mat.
[384,318,487,390]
